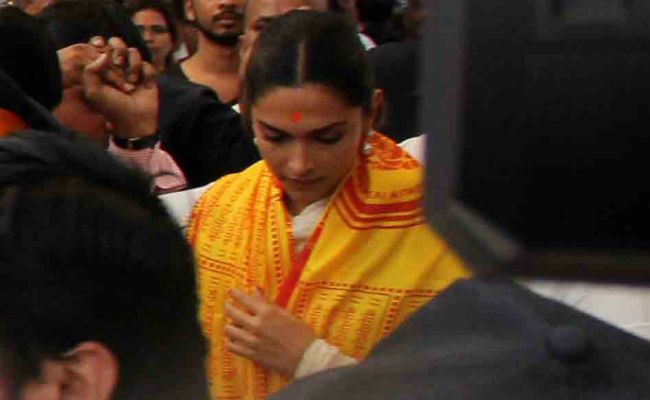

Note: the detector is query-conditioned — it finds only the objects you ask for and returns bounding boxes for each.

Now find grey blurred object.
[424,0,649,283]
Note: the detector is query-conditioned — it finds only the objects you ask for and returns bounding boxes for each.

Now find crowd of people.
[0,0,648,399]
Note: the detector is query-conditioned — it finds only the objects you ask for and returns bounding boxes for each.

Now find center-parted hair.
[0,131,207,399]
[243,10,375,125]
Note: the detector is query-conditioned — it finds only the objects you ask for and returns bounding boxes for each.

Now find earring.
[253,137,259,147]
[363,131,373,155]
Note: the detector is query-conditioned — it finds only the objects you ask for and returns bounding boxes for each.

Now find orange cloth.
[188,133,469,399]
[0,108,28,137]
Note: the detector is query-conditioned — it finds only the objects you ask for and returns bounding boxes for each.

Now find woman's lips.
[284,177,321,187]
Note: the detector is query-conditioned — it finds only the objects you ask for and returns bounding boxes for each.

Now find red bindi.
[290,111,303,124]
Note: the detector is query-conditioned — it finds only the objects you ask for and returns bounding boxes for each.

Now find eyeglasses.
[136,24,170,35]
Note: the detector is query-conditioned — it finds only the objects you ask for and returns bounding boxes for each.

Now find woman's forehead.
[252,85,361,135]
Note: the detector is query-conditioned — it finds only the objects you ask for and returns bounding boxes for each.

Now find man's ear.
[18,342,118,400]
[60,342,118,400]
[185,0,196,22]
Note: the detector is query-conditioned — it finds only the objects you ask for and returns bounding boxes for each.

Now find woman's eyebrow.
[257,120,347,135]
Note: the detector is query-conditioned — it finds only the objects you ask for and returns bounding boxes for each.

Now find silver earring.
[253,137,259,147]
[363,131,373,155]
[363,142,372,155]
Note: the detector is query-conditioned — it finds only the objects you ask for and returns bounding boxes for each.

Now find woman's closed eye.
[263,132,290,143]
[314,132,344,145]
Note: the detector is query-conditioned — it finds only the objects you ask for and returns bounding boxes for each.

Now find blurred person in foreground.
[187,10,468,399]
[0,130,207,400]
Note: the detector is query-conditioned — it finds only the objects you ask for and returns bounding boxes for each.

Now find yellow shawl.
[188,133,469,399]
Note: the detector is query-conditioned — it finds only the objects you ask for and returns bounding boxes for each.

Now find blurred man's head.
[0,131,207,400]
[185,0,246,47]
[239,0,327,76]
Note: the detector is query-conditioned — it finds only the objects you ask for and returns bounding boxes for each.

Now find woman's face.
[132,9,174,71]
[251,84,370,214]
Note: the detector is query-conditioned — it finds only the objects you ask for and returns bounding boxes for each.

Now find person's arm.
[109,139,187,193]
[76,38,187,192]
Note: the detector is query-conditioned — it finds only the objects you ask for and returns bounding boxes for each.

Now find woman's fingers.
[224,301,258,331]
[225,324,259,348]
[230,288,267,315]
[226,338,256,360]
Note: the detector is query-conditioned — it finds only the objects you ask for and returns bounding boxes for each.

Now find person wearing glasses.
[128,0,177,72]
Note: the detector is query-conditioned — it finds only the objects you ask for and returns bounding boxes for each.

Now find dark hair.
[38,0,152,62]
[243,10,374,129]
[0,6,62,110]
[327,0,342,12]
[357,0,395,23]
[171,0,188,21]
[127,0,178,44]
[0,131,208,399]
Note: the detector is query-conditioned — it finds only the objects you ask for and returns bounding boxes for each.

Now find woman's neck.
[284,195,328,217]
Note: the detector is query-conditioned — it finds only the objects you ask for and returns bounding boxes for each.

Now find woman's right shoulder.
[194,161,267,210]
[186,161,268,243]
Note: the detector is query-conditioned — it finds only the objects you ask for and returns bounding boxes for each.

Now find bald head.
[239,0,327,77]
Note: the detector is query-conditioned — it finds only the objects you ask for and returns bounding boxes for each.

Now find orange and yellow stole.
[0,108,28,137]
[188,133,469,399]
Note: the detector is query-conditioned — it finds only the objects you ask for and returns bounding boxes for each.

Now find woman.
[188,11,468,399]
[128,0,176,71]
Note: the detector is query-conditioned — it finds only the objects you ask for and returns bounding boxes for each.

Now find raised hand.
[82,45,158,139]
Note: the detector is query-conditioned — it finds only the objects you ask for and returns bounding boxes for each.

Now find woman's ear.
[18,342,118,400]
[369,89,384,131]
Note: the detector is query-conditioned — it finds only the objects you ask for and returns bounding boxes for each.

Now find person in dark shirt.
[368,38,419,142]
[167,0,245,105]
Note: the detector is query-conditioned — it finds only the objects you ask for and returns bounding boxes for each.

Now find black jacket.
[156,74,259,188]
[0,68,66,134]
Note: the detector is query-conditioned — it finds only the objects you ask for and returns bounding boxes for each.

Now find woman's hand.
[224,288,316,377]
